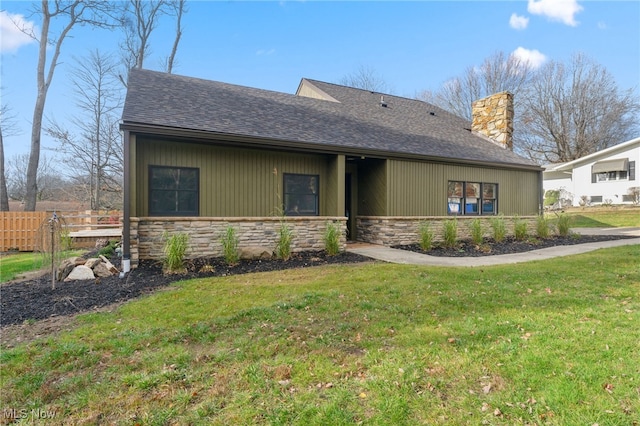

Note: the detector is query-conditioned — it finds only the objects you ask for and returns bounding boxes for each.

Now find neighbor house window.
[149,166,199,216]
[448,181,498,215]
[596,171,628,182]
[284,173,319,215]
[591,159,632,182]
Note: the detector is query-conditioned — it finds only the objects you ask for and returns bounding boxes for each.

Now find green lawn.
[1,245,639,424]
[0,251,83,283]
[0,252,52,282]
[559,207,640,228]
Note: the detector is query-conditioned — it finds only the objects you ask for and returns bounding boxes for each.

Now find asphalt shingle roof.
[122,69,539,169]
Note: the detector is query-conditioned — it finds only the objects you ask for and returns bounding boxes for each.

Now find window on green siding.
[284,173,319,216]
[149,166,199,216]
[448,181,497,215]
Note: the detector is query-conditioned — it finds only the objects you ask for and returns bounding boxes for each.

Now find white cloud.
[512,47,547,69]
[509,13,529,30]
[527,0,583,26]
[0,11,36,54]
[597,21,607,30]
[256,48,276,56]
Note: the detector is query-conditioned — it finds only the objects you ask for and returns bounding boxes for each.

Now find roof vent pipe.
[380,96,387,108]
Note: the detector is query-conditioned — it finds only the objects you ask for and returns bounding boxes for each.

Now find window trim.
[595,170,628,182]
[149,165,199,216]
[448,181,498,216]
[283,173,320,216]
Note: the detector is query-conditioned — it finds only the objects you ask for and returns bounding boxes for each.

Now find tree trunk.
[0,127,9,211]
[166,0,185,74]
[24,0,52,211]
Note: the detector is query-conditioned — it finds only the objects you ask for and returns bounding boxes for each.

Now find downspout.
[121,129,131,275]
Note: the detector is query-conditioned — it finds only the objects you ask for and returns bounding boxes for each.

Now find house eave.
[552,136,640,171]
[120,121,543,172]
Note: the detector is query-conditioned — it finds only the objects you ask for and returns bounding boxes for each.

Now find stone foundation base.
[128,216,347,267]
[357,216,538,246]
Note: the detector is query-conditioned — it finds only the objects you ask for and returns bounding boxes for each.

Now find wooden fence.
[1,210,122,252]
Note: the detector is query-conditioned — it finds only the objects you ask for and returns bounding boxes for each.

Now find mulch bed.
[0,251,371,327]
[392,234,636,257]
[1,234,635,328]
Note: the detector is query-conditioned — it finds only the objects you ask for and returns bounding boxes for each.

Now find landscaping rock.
[99,255,119,274]
[95,238,109,248]
[64,265,95,282]
[57,259,78,281]
[84,258,102,269]
[92,262,113,278]
[239,246,274,260]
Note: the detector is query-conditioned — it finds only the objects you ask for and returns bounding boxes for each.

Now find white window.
[597,171,628,182]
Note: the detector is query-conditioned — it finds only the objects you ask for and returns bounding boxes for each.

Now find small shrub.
[276,222,294,261]
[442,219,458,249]
[163,232,189,273]
[490,216,506,243]
[544,190,560,207]
[98,243,115,259]
[536,215,551,239]
[556,213,572,237]
[220,226,240,265]
[513,217,528,241]
[97,240,119,259]
[469,218,483,245]
[418,221,434,251]
[60,230,73,251]
[323,221,341,256]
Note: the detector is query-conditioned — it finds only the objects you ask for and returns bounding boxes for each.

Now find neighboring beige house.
[543,136,640,207]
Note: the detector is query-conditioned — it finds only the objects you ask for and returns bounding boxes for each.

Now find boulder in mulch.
[64,265,95,281]
[58,256,120,281]
[239,246,274,260]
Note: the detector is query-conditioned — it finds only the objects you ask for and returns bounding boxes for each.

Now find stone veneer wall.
[357,216,538,246]
[471,92,514,150]
[129,216,347,267]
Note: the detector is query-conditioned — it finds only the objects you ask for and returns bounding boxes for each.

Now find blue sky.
[1,0,639,161]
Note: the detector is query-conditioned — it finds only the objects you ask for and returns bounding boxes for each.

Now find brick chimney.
[471,92,514,150]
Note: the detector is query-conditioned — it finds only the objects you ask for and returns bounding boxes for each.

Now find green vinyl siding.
[134,138,338,217]
[326,155,345,216]
[387,160,540,216]
[357,159,388,216]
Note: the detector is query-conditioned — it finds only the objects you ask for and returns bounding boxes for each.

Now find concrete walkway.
[346,227,640,267]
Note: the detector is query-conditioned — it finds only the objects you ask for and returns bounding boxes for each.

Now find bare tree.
[0,126,8,211]
[45,50,123,209]
[120,0,168,74]
[17,1,117,211]
[0,101,20,211]
[418,51,534,121]
[164,0,187,74]
[119,0,189,85]
[6,154,61,203]
[340,65,392,93]
[520,53,640,163]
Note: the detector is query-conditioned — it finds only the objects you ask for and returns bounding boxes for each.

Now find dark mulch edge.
[2,234,636,327]
[0,251,371,327]
[392,234,636,257]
